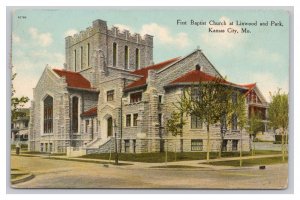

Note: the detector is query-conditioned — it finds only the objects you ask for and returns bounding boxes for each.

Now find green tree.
[233,93,247,166]
[247,112,264,156]
[11,70,29,121]
[268,89,288,161]
[179,77,235,162]
[166,111,186,161]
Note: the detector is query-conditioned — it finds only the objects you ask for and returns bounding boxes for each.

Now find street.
[11,155,288,189]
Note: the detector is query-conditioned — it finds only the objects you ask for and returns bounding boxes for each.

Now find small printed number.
[17,16,27,19]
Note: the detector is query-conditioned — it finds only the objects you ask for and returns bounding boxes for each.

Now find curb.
[11,173,35,185]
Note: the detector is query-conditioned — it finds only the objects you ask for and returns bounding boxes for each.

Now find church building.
[28,19,268,155]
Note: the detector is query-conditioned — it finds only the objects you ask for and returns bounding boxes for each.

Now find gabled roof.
[81,107,97,117]
[239,83,256,91]
[170,69,220,84]
[53,69,92,89]
[125,57,181,90]
[239,83,268,104]
[167,69,248,90]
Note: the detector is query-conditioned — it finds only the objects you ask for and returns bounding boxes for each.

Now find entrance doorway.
[107,117,113,137]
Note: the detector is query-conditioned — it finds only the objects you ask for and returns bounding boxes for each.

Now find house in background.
[28,19,269,155]
[11,108,30,144]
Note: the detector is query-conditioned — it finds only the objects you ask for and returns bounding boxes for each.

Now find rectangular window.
[135,48,140,70]
[50,143,53,152]
[124,46,129,69]
[158,95,163,104]
[130,92,142,103]
[74,49,77,71]
[232,114,237,130]
[232,140,238,151]
[191,139,203,151]
[191,115,202,129]
[87,43,90,67]
[40,143,44,152]
[85,120,89,133]
[222,140,228,152]
[133,139,136,153]
[124,140,130,153]
[158,113,163,127]
[191,88,201,101]
[107,90,114,101]
[133,114,138,126]
[221,114,227,132]
[113,43,117,67]
[126,114,131,127]
[80,46,83,70]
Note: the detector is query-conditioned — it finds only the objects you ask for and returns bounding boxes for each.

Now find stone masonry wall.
[29,67,70,153]
[65,19,153,76]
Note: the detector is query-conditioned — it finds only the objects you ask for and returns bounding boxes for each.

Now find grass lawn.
[206,156,288,167]
[16,151,67,156]
[150,165,206,169]
[80,150,282,163]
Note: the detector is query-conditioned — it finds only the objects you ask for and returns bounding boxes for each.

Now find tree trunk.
[239,130,243,167]
[206,125,210,163]
[281,131,285,161]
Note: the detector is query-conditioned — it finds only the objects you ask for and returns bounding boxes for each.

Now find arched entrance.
[107,117,113,137]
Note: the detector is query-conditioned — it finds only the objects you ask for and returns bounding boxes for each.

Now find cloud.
[12,33,21,44]
[64,29,78,37]
[12,49,65,108]
[251,73,288,102]
[140,23,190,49]
[28,27,53,47]
[200,16,246,50]
[248,48,283,65]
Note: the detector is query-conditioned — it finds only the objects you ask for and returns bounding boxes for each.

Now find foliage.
[268,89,288,161]
[11,69,30,121]
[166,111,185,137]
[178,77,243,161]
[234,93,247,130]
[268,90,288,131]
[247,112,264,139]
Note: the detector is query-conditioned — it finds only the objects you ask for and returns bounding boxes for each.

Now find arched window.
[124,45,129,69]
[135,48,140,70]
[44,96,53,133]
[72,96,79,133]
[87,43,90,67]
[74,49,77,71]
[113,43,117,67]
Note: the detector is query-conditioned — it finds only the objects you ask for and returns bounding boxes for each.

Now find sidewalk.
[11,152,285,171]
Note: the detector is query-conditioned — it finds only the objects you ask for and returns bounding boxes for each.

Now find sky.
[11,8,289,107]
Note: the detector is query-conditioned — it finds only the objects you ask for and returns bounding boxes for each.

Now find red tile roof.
[238,83,256,94]
[170,69,228,84]
[239,83,256,90]
[168,69,254,91]
[53,69,92,89]
[125,57,180,89]
[81,107,97,117]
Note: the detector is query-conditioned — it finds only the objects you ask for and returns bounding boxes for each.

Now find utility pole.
[114,119,119,165]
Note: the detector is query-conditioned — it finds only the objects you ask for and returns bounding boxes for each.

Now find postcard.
[10,8,289,189]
